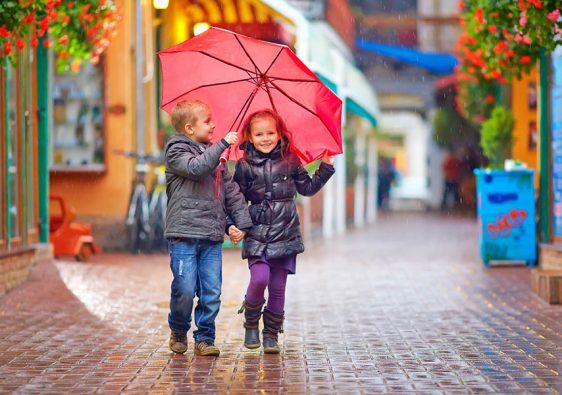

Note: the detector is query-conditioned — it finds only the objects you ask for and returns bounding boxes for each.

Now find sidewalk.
[0,213,561,393]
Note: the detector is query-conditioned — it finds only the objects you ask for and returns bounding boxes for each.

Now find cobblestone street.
[1,213,561,393]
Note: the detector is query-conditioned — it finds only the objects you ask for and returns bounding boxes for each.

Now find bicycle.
[148,164,167,252]
[116,150,166,253]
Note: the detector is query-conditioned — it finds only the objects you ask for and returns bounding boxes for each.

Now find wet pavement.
[0,213,561,393]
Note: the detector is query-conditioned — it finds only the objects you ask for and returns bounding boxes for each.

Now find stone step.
[539,243,562,270]
[531,269,562,304]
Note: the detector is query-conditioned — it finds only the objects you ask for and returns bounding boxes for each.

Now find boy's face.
[185,105,215,144]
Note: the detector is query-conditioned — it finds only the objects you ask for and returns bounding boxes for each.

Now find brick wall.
[0,244,53,296]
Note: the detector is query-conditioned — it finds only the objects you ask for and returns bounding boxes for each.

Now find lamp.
[153,0,169,10]
[193,22,210,36]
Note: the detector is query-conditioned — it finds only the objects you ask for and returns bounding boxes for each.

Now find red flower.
[493,41,508,54]
[520,55,532,64]
[16,39,25,50]
[518,0,527,10]
[492,70,502,79]
[58,35,68,45]
[528,0,542,9]
[488,25,498,34]
[61,15,70,24]
[30,37,38,48]
[476,8,484,24]
[68,1,74,8]
[547,9,560,22]
[0,26,9,38]
[505,49,515,58]
[22,12,35,24]
[4,41,11,55]
[43,39,51,48]
[58,50,69,59]
[485,95,495,103]
[458,0,465,10]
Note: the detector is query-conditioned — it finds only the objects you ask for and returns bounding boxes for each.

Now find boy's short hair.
[171,99,208,133]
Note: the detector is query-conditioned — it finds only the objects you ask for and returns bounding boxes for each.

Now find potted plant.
[474,106,536,266]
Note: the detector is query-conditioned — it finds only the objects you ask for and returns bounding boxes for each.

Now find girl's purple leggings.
[245,262,288,314]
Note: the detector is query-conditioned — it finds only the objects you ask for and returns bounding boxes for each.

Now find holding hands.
[228,225,246,244]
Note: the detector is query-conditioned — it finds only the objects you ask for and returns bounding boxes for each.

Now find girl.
[231,109,335,354]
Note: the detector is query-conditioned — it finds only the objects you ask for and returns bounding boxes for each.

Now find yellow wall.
[511,68,538,176]
[50,0,135,218]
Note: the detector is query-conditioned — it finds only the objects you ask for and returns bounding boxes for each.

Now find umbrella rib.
[263,83,277,113]
[269,80,338,145]
[234,35,263,75]
[197,51,258,76]
[268,76,319,83]
[228,87,259,133]
[161,77,255,109]
[268,80,321,118]
[263,48,284,75]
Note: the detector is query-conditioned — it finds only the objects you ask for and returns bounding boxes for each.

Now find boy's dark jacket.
[164,134,252,242]
[234,141,335,259]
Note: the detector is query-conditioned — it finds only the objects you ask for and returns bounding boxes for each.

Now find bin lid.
[473,168,535,176]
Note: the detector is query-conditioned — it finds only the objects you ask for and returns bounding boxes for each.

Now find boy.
[165,99,252,356]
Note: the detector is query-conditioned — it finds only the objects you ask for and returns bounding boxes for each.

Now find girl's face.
[249,116,280,154]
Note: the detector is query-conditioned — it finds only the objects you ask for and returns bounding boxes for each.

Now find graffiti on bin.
[486,209,528,239]
[487,192,518,204]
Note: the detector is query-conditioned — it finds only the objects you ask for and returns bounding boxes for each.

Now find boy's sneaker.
[169,331,188,354]
[194,341,220,356]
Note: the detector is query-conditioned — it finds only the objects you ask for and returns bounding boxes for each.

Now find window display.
[51,60,105,170]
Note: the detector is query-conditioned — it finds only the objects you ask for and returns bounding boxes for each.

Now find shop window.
[51,59,105,171]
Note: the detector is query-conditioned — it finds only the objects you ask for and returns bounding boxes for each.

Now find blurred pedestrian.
[229,110,335,354]
[377,157,396,210]
[164,99,252,356]
[441,150,462,210]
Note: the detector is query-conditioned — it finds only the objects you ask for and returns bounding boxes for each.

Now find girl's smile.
[249,117,280,154]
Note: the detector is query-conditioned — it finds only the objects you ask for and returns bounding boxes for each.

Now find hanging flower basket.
[455,0,561,122]
[0,0,120,72]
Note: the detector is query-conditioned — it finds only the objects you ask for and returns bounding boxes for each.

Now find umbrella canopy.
[158,27,342,163]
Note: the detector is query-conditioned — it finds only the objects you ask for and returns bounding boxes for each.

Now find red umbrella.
[158,27,342,164]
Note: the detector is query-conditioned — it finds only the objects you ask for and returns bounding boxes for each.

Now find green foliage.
[433,108,459,149]
[480,106,515,169]
[0,0,120,72]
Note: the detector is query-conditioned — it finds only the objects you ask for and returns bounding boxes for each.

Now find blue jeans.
[168,238,222,343]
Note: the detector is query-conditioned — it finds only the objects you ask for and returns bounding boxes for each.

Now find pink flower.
[547,9,560,22]
[522,35,532,45]
[519,12,527,26]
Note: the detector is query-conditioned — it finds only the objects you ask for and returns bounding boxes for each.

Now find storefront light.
[153,0,169,10]
[193,22,210,36]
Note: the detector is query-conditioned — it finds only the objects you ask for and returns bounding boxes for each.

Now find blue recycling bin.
[474,169,536,266]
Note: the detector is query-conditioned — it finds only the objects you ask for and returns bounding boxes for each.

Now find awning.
[356,39,458,75]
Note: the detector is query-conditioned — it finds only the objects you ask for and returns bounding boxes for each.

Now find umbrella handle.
[220,147,231,164]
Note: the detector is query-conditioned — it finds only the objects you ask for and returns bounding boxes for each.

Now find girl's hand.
[322,153,335,165]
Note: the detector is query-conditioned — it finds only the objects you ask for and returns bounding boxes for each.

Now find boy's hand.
[322,153,335,165]
[224,132,238,146]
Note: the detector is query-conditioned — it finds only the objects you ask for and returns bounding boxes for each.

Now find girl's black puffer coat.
[234,142,335,259]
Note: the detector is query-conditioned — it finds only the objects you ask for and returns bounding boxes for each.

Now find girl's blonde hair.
[240,109,293,157]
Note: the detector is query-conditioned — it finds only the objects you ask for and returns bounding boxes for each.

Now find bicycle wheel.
[128,188,151,253]
[149,191,167,252]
